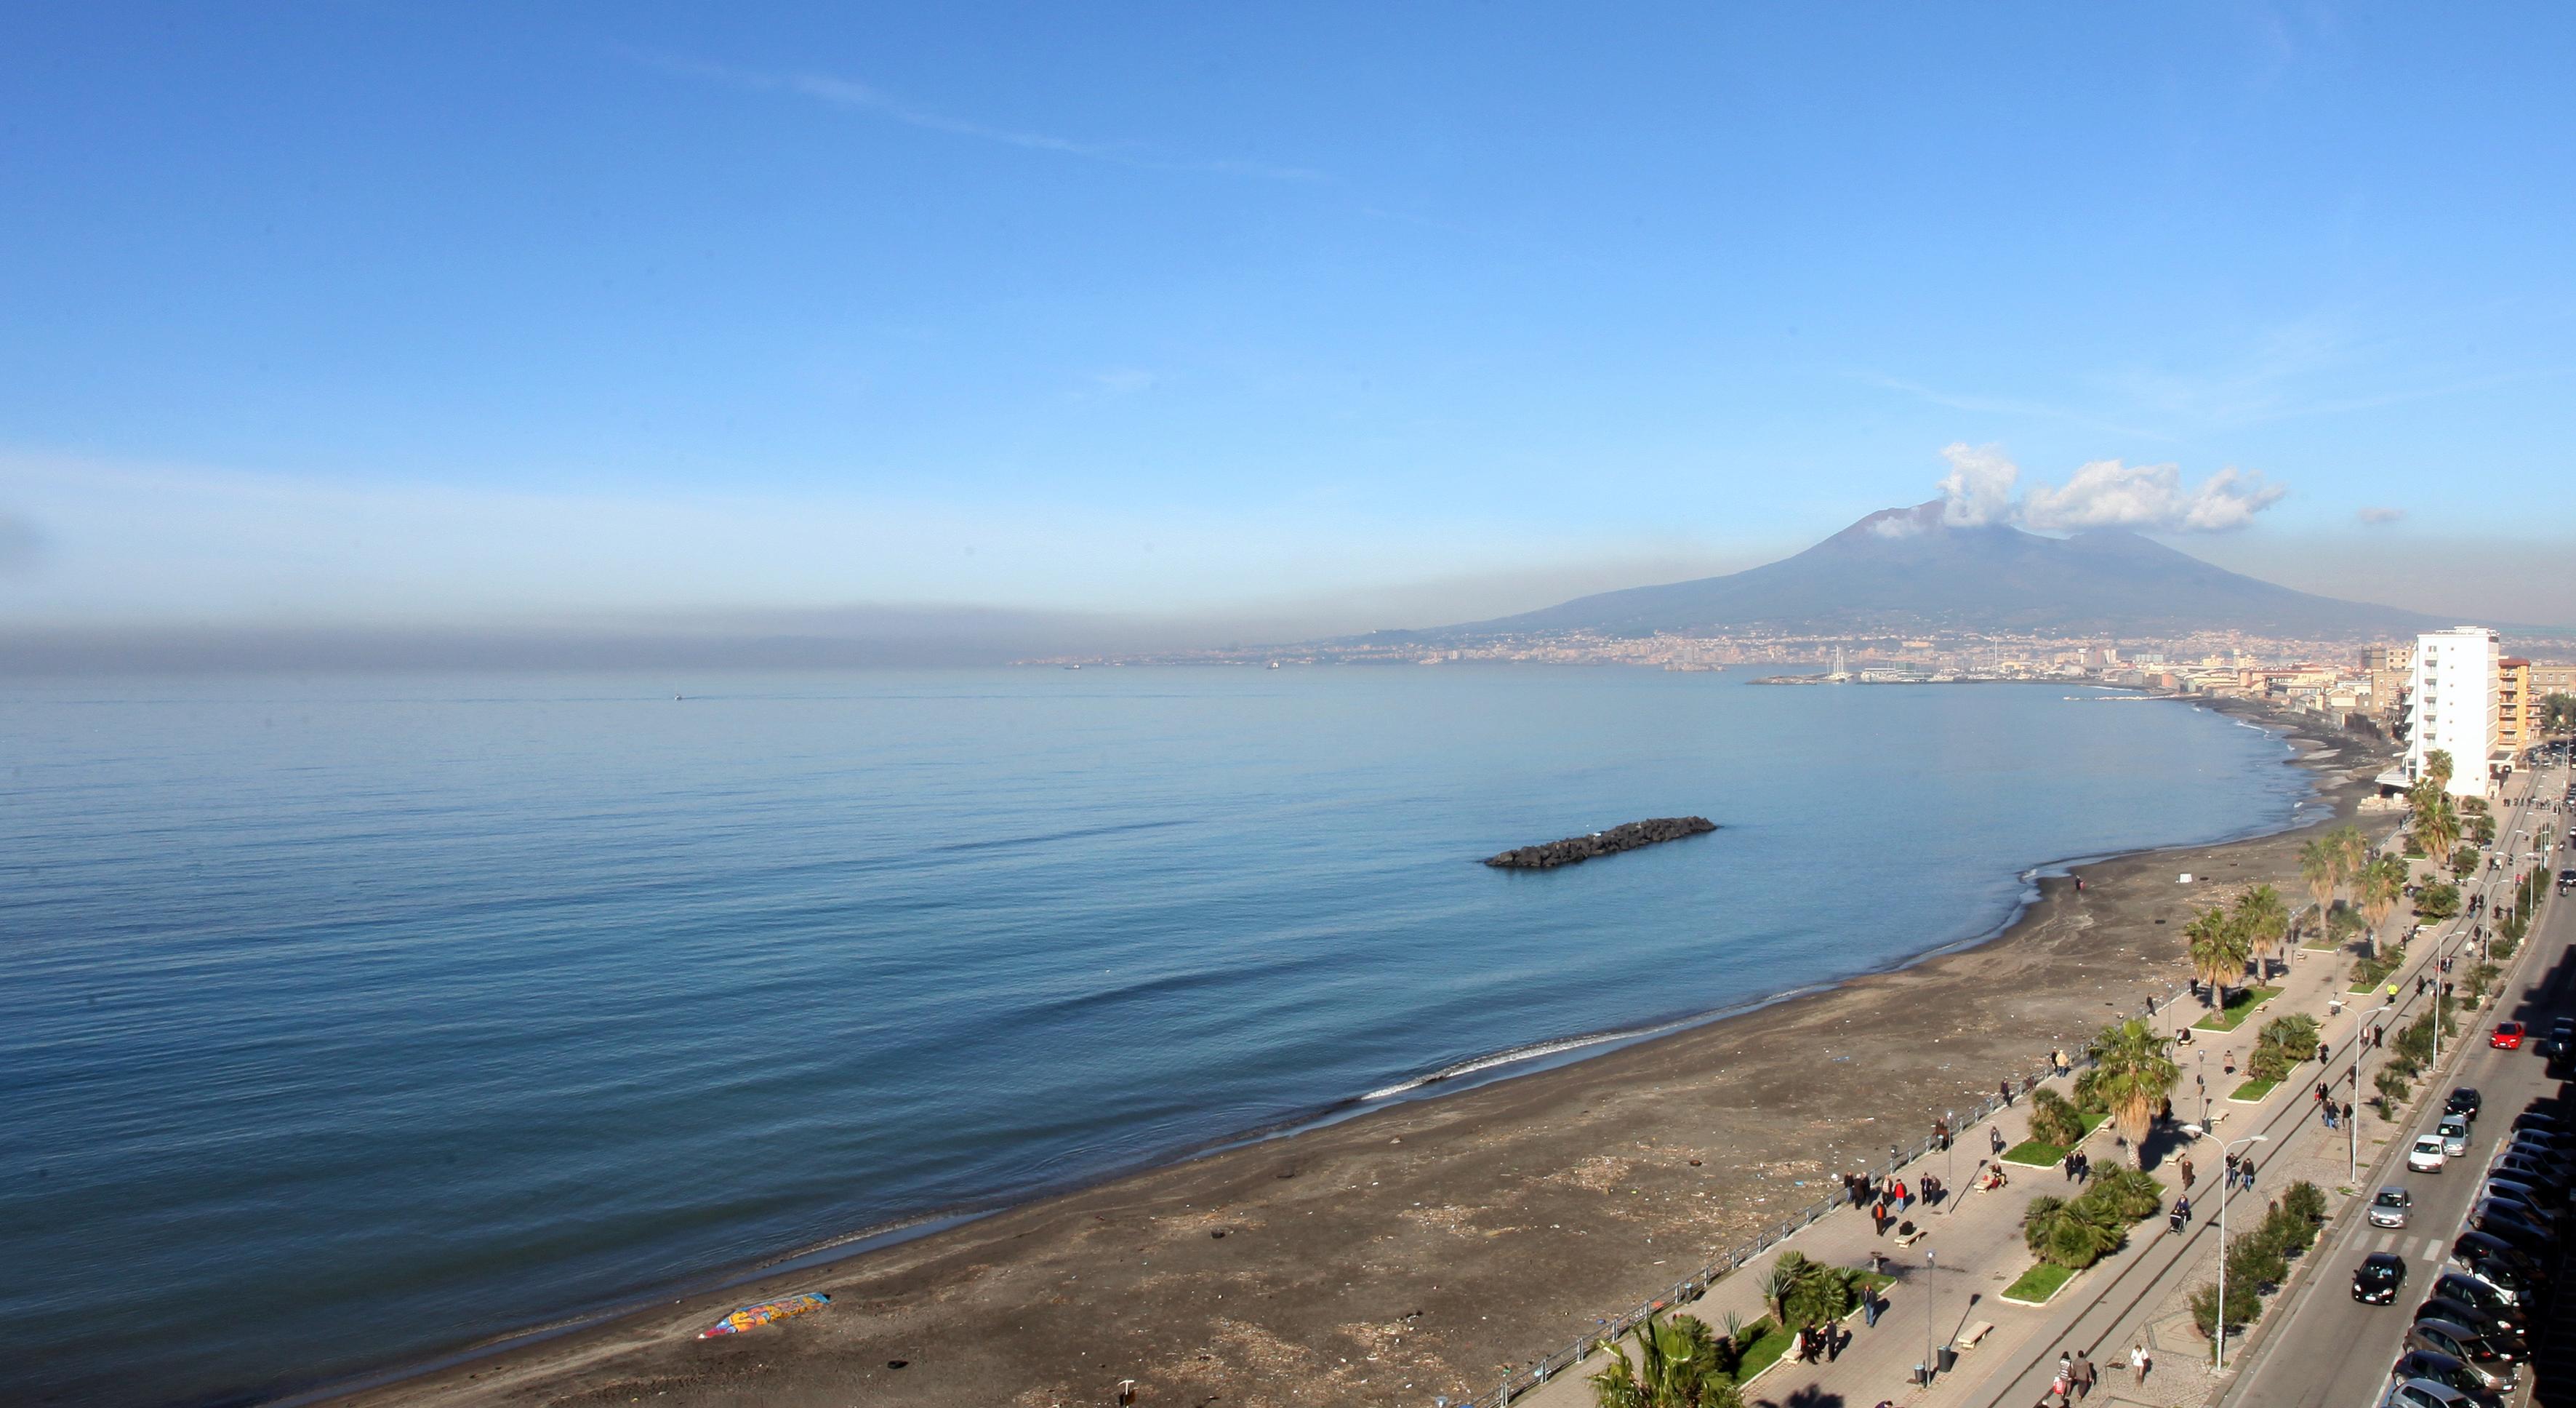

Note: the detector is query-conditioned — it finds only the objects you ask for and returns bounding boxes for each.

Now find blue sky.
[2,3,2572,636]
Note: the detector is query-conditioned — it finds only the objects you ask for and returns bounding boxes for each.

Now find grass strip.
[2192,986,2283,1031]
[2000,1261,2075,1305]
[2229,1077,2279,1102]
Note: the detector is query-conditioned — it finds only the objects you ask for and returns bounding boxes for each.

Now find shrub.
[2190,1277,2260,1345]
[2226,1231,2287,1293]
[2028,1088,2087,1148]
[2377,1067,2411,1107]
[2280,1180,2328,1228]
[2249,1014,2322,1082]
[2453,847,2481,877]
[2416,883,2463,920]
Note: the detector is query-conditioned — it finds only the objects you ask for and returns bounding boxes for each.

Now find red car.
[2491,1023,2526,1050]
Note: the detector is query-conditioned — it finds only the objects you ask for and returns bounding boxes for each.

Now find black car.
[2393,1351,2505,1408]
[2420,1296,2527,1352]
[2450,1089,2485,1121]
[2455,1232,2548,1284]
[2359,1252,2411,1303]
[2468,1207,2554,1257]
[2512,1111,2566,1135]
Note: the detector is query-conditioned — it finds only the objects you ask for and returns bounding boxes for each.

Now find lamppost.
[2214,1132,2269,1370]
[1944,1108,1956,1216]
[2197,1050,2210,1129]
[2351,1004,2393,1181]
[1924,1247,1938,1383]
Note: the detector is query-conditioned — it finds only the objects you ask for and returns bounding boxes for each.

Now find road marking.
[2374,1231,2396,1253]
[2424,1236,2444,1262]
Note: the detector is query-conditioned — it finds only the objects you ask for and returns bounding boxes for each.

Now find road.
[2223,783,2576,1408]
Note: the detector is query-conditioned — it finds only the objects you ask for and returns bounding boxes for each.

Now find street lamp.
[2215,1132,2268,1371]
[2352,1003,2393,1180]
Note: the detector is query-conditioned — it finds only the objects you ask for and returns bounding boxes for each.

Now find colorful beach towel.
[699,1292,832,1338]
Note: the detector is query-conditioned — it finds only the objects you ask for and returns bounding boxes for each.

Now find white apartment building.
[2403,625,2500,797]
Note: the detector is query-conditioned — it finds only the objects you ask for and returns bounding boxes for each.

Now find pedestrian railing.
[1448,980,2195,1407]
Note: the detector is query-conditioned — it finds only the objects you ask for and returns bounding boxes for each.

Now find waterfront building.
[2498,656,2537,755]
[2402,626,2500,796]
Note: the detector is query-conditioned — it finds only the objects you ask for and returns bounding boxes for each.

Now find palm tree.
[2024,1193,2126,1268]
[1760,1252,1815,1327]
[2235,884,2289,977]
[2419,793,2462,867]
[2426,748,2455,794]
[2298,837,2341,945]
[2184,907,2251,1007]
[1590,1312,1744,1408]
[2359,855,2407,954]
[2090,1018,2178,1167]
[2333,823,2370,876]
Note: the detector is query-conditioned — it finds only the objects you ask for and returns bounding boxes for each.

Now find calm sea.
[1,668,2311,1405]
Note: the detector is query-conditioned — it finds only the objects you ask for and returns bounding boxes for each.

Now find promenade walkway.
[1517,764,2556,1408]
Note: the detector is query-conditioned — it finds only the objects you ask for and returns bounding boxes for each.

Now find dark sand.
[345,700,2382,1408]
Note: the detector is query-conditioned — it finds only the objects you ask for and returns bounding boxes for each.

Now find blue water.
[1,668,2310,1405]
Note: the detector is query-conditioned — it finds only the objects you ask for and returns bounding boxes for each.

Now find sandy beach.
[340,699,2383,1408]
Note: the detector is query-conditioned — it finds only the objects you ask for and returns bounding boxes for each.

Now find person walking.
[1893,1177,1909,1212]
[2064,1151,2079,1183]
[2178,1156,2194,1189]
[2239,1156,2256,1193]
[1872,1196,1889,1235]
[1991,1126,2007,1158]
[2071,1349,2096,1400]
[2001,1078,2015,1107]
[2131,1344,2151,1384]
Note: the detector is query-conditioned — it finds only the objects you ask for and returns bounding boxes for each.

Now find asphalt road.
[2222,803,2576,1408]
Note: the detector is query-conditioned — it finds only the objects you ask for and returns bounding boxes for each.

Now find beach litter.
[697,1292,831,1338]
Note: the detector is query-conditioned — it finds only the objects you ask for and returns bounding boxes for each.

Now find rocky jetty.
[1482,816,1717,869]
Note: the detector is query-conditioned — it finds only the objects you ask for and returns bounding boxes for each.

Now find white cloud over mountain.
[1934,443,2287,535]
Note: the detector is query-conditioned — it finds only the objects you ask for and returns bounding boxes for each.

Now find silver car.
[2372,1186,2414,1228]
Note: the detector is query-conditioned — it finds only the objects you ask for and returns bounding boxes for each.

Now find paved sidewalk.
[1518,764,2555,1408]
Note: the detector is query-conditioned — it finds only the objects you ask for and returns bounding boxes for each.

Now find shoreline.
[338,694,2372,1408]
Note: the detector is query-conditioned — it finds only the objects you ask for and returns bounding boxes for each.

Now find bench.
[1894,1225,1929,1247]
[1957,1321,1996,1351]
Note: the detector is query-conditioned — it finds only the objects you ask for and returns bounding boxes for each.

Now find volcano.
[1420,501,2440,640]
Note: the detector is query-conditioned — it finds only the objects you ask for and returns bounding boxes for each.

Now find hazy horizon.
[4,6,2573,664]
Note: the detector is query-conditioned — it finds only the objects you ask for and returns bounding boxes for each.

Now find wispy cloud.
[641,55,1324,183]
[1850,374,2165,441]
[2357,505,2406,524]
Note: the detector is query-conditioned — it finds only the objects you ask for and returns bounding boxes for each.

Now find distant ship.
[1267,660,1280,670]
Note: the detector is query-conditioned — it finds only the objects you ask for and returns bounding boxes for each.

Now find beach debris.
[697,1292,830,1338]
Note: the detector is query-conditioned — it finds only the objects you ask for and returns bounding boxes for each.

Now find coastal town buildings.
[2499,655,2538,754]
[2402,625,2502,796]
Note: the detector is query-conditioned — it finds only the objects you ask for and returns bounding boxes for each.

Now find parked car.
[2511,1111,2564,1135]
[2441,1117,2473,1156]
[2489,1152,2572,1192]
[2458,1259,2542,1312]
[2449,1089,2484,1121]
[2407,1317,2516,1372]
[2414,1135,2451,1172]
[2391,1350,2505,1408]
[2411,1315,2513,1372]
[2452,1231,2548,1286]
[2476,1188,2561,1231]
[2373,1186,2415,1228]
[2359,1252,2411,1303]
[2419,1297,2527,1353]
[2492,1023,2527,1050]
[2429,1273,2527,1335]
[2389,1377,2474,1408]
[2482,1175,2566,1214]
[2466,1201,2554,1255]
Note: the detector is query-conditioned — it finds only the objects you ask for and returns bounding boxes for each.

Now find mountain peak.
[1435,502,2437,640]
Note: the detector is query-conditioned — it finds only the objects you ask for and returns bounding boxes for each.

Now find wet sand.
[343,700,2382,1408]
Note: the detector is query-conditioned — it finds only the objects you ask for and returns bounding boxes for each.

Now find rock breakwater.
[1482,816,1717,869]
